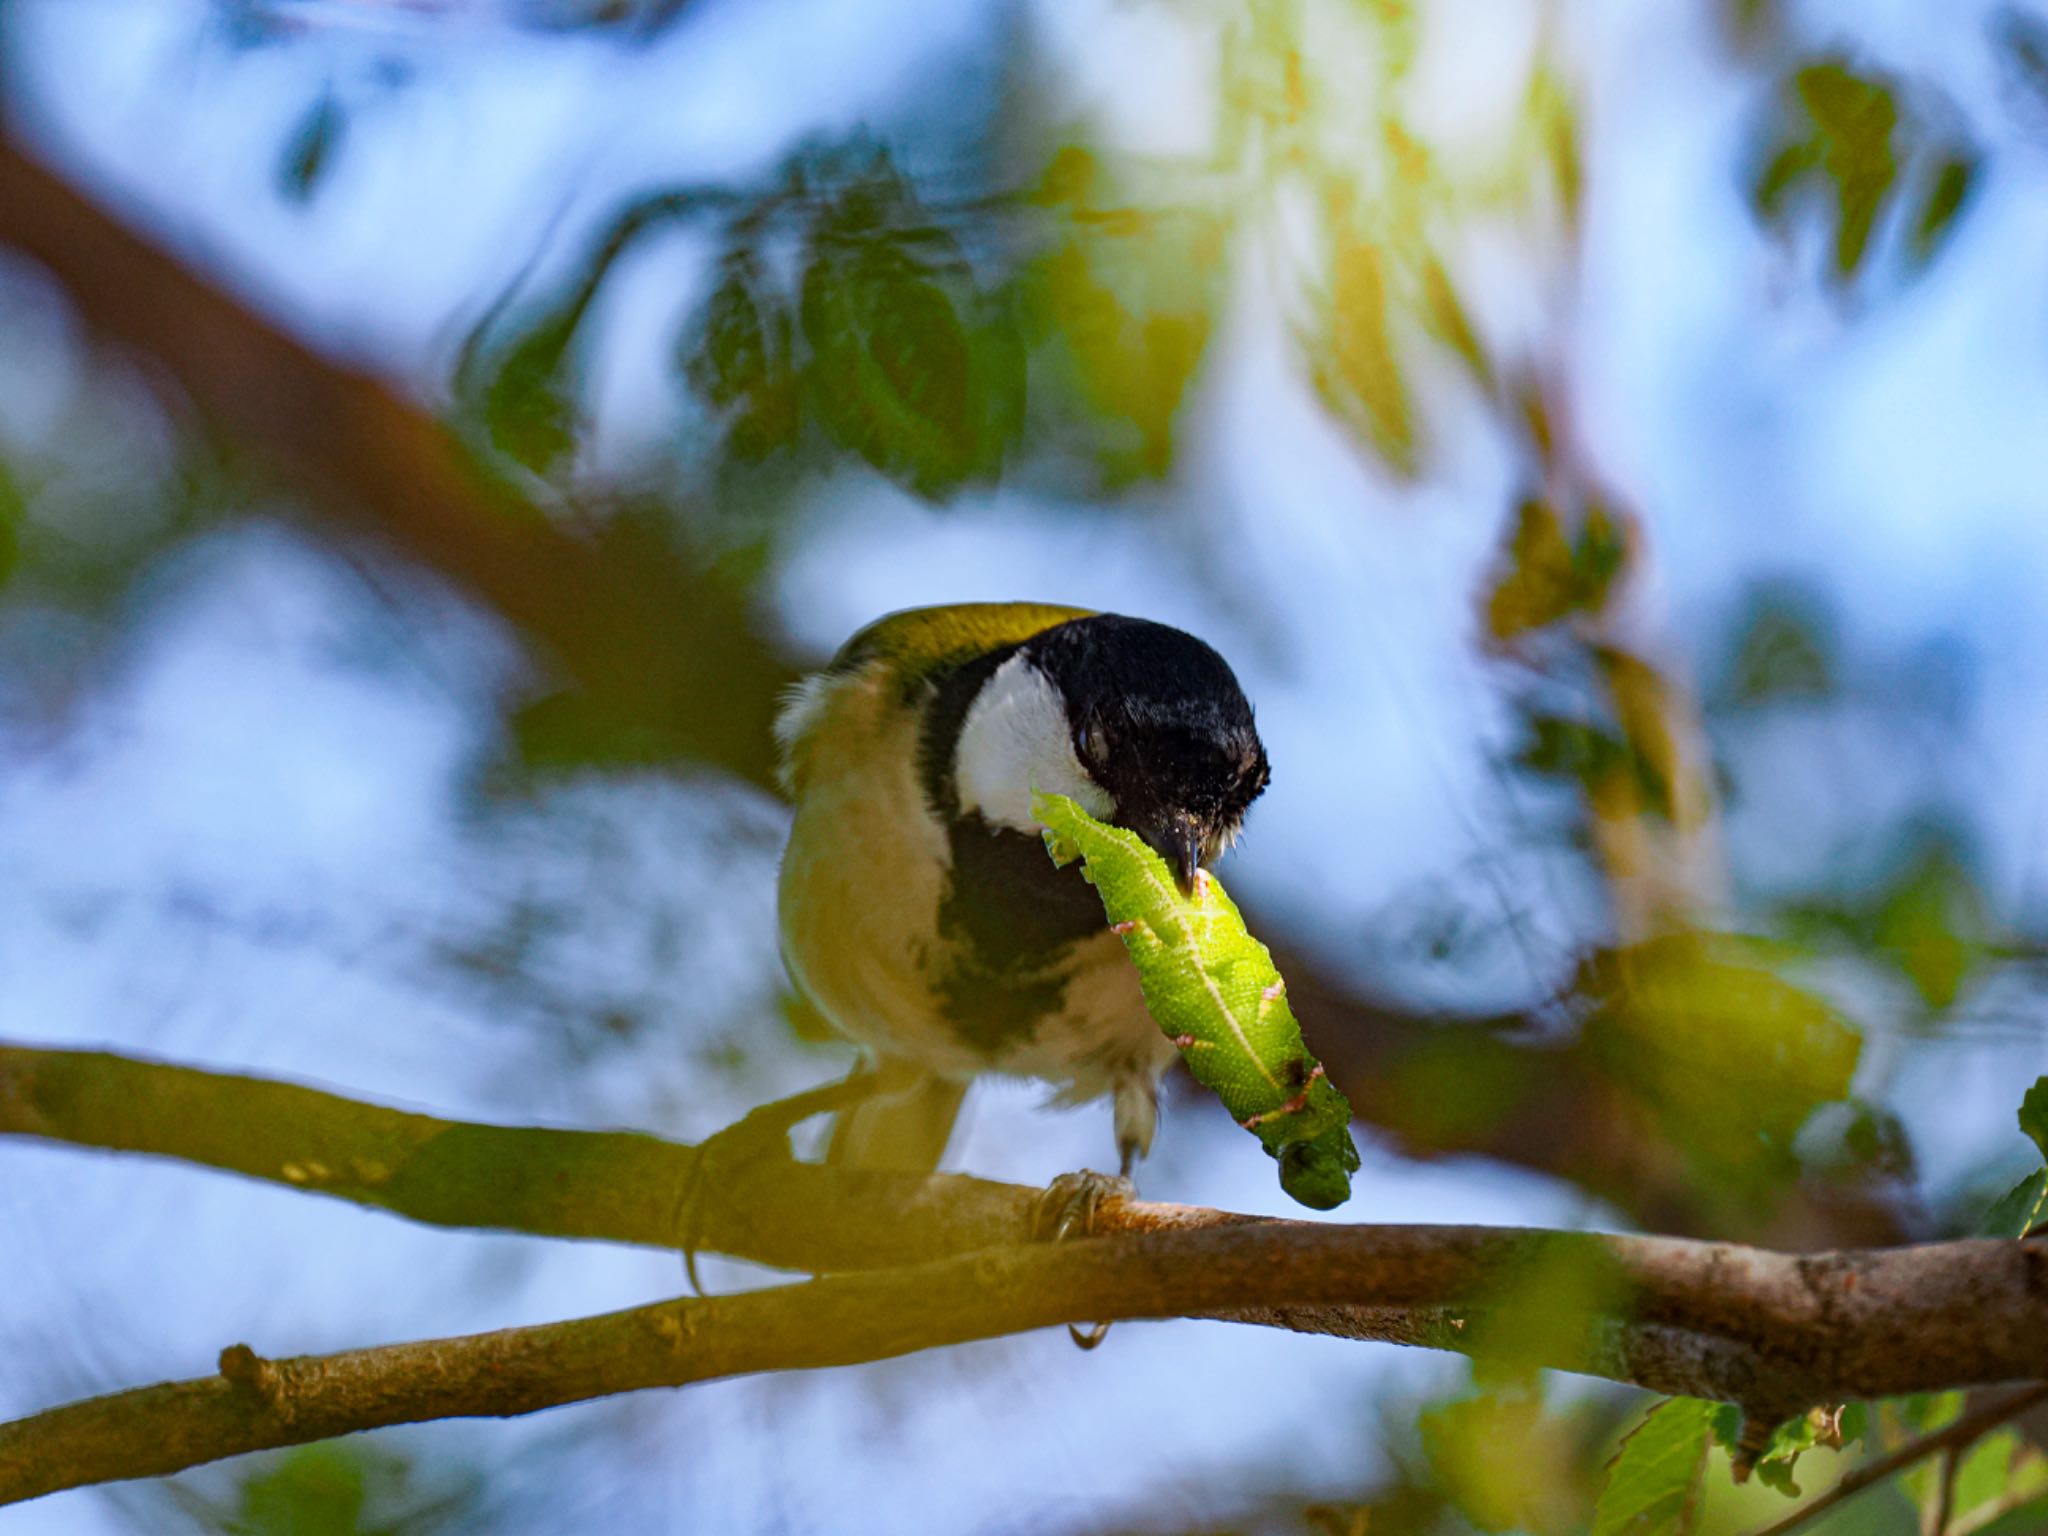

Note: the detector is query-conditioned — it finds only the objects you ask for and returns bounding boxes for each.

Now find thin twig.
[1746,1384,2048,1536]
[1930,1444,1960,1536]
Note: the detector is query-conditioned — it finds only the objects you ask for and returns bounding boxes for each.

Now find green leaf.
[683,250,801,459]
[1024,146,1223,485]
[1984,1169,2048,1239]
[1592,1397,1715,1536]
[800,181,1024,500]
[1423,1390,1577,1533]
[481,307,583,473]
[279,91,345,203]
[1751,137,1817,222]
[1583,933,1861,1200]
[1420,255,1491,388]
[0,459,21,591]
[1483,498,1632,652]
[1710,1402,1865,1498]
[1907,151,1977,267]
[1794,61,1900,281]
[2019,1076,2048,1160]
[1949,1427,2048,1528]
[1871,840,1988,1010]
[1035,791,1359,1208]
[1719,582,1837,707]
[1306,215,1417,476]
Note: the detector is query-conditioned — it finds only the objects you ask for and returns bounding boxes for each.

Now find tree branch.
[1,1210,2043,1507]
[0,135,792,788]
[4,1037,2046,1507]
[0,1040,1033,1271]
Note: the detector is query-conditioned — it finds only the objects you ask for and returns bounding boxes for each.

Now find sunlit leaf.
[1420,253,1491,389]
[1024,147,1222,485]
[1582,932,1861,1198]
[1592,1397,1714,1536]
[1421,1391,1580,1534]
[1794,61,1900,280]
[1307,205,1417,475]
[1461,1235,1633,1389]
[1954,1428,2048,1527]
[2019,1075,2048,1159]
[1526,65,1584,232]
[1984,1168,2048,1238]
[1361,0,1419,83]
[1898,1415,2048,1528]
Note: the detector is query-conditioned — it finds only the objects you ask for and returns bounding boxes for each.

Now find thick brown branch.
[0,135,791,788]
[1,1216,2043,1507]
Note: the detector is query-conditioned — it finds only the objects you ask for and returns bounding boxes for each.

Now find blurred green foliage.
[1579,933,1861,1207]
[1983,1077,2048,1238]
[1776,822,1997,1017]
[1715,582,1838,709]
[1749,54,1977,286]
[164,1441,482,1536]
[278,90,345,204]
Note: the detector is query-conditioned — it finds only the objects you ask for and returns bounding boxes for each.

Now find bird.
[775,601,1271,1179]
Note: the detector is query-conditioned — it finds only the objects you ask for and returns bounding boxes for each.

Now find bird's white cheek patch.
[955,655,1114,834]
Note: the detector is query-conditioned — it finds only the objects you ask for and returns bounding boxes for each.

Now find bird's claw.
[1032,1169,1135,1350]
[672,1115,790,1298]
[673,1074,880,1295]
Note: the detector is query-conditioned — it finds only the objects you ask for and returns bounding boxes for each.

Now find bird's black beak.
[1144,811,1205,893]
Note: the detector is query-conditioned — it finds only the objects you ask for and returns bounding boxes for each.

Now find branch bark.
[3,1038,2044,1508]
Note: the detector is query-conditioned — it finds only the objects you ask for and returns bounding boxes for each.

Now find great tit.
[776,602,1270,1177]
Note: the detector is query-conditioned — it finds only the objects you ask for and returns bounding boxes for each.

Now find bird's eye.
[1077,724,1110,767]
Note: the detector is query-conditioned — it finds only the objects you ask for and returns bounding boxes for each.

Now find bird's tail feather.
[827,1060,968,1173]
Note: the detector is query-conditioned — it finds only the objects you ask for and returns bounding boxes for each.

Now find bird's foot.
[672,1073,879,1295]
[1032,1169,1136,1350]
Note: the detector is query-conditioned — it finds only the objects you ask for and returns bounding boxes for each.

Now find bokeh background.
[4,0,2048,1530]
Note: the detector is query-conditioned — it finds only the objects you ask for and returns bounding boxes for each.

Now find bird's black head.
[1024,615,1269,886]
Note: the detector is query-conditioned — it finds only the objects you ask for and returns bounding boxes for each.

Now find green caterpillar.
[1035,791,1361,1209]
